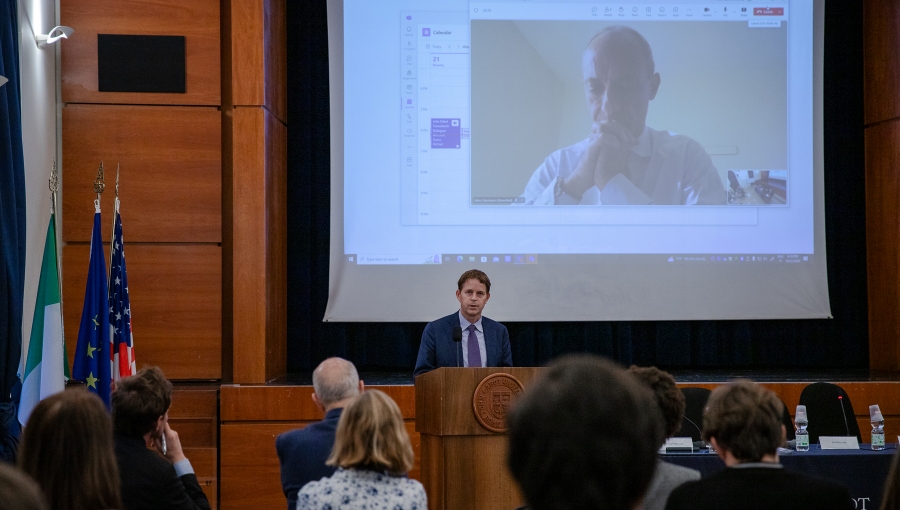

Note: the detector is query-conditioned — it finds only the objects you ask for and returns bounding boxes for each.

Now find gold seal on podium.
[472,373,525,433]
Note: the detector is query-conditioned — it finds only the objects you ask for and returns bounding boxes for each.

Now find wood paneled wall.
[60,0,223,380]
[219,385,419,510]
[219,380,900,510]
[225,0,287,384]
[865,0,900,370]
[170,386,219,508]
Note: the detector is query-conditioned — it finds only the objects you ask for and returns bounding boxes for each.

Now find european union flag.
[73,210,111,407]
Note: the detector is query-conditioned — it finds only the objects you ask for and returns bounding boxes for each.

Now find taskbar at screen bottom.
[346,253,814,265]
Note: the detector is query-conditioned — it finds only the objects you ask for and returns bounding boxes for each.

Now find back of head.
[0,463,48,510]
[112,366,172,438]
[702,380,783,462]
[327,389,414,475]
[312,358,360,408]
[18,389,121,510]
[628,365,685,445]
[507,355,662,510]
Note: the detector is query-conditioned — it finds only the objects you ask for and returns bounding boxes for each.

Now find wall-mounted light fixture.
[0,75,7,87]
[35,26,74,47]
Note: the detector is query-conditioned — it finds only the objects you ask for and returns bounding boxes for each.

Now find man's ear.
[311,393,325,413]
[649,72,661,100]
[358,380,365,393]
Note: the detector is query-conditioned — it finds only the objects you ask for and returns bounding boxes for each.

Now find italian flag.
[18,215,68,426]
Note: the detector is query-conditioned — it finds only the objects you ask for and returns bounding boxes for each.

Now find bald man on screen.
[520,26,726,205]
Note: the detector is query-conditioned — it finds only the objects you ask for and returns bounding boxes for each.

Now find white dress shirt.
[458,310,486,368]
[520,126,726,205]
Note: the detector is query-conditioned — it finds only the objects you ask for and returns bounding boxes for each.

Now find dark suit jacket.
[275,408,341,510]
[664,465,854,510]
[414,312,512,376]
[115,434,211,510]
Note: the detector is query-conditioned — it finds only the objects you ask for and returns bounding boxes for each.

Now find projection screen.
[325,0,829,322]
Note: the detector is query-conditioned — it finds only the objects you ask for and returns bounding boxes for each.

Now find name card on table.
[819,436,860,449]
[660,437,695,453]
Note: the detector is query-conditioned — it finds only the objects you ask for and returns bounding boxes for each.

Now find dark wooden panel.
[265,0,288,123]
[169,418,217,448]
[170,388,219,419]
[183,447,217,479]
[230,0,287,121]
[441,435,522,510]
[220,423,292,510]
[864,1,900,125]
[231,107,266,383]
[61,104,221,243]
[62,244,222,380]
[220,385,416,422]
[60,0,220,105]
[219,420,419,510]
[865,121,900,371]
[231,107,287,383]
[264,110,287,382]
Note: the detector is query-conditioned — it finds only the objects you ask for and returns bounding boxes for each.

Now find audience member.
[507,354,662,510]
[296,389,426,509]
[276,357,364,509]
[18,389,120,510]
[628,366,700,510]
[0,462,48,510]
[880,449,900,510]
[665,380,854,510]
[112,366,210,510]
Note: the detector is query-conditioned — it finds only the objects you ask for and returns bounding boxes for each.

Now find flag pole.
[49,161,67,380]
[108,163,119,282]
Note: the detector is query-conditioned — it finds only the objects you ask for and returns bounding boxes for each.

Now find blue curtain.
[0,0,27,461]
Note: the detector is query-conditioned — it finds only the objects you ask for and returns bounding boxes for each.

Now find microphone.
[838,395,850,437]
[452,326,462,368]
[682,415,705,448]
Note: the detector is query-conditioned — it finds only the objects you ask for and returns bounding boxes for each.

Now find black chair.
[798,382,862,444]
[676,387,712,441]
[778,396,796,442]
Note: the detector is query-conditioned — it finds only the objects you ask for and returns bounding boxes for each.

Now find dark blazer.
[275,408,342,510]
[115,434,211,510]
[664,465,854,510]
[414,312,512,376]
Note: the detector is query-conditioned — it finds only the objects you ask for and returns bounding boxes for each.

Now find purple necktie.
[466,324,482,367]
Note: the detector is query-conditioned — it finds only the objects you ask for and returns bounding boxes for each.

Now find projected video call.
[469,20,788,207]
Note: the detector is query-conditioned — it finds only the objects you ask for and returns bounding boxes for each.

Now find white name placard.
[659,437,695,453]
[819,436,860,449]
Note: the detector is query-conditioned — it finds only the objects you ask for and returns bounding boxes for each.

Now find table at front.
[664,445,896,510]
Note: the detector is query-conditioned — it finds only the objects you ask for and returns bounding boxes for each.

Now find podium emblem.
[473,373,525,432]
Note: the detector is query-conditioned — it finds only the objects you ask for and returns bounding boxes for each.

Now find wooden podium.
[415,367,543,510]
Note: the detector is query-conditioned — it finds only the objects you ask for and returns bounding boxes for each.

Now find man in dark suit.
[414,269,512,376]
[276,357,364,510]
[665,380,854,510]
[112,366,211,510]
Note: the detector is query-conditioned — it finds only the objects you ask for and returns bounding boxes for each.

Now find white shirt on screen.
[519,126,727,206]
[458,311,486,368]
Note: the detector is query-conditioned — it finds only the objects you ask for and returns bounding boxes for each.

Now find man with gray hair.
[276,358,364,510]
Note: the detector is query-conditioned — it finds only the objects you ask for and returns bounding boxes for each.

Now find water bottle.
[870,404,886,451]
[795,405,809,451]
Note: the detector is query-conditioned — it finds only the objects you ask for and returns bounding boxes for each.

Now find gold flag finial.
[94,161,105,195]
[115,163,120,198]
[49,160,59,193]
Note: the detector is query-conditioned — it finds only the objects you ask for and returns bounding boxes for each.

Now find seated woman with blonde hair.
[297,389,426,510]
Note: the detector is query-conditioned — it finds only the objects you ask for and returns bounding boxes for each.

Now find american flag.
[109,199,136,380]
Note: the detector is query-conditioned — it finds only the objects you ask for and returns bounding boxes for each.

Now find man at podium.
[414,269,512,376]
